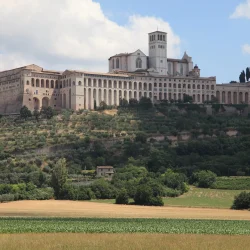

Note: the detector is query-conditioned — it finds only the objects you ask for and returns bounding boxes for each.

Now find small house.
[96,166,114,180]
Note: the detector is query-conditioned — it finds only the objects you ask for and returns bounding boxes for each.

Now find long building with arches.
[0,31,249,114]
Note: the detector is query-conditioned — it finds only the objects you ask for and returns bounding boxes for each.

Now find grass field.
[90,187,244,209]
[0,217,249,234]
[0,200,250,220]
[1,234,250,250]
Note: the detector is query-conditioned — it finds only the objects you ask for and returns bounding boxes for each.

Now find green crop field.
[213,177,250,190]
[0,218,249,235]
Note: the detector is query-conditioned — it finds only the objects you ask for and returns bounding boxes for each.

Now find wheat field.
[0,200,250,220]
[0,233,250,250]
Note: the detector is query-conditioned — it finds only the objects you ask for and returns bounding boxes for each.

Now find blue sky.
[97,0,250,83]
[0,0,249,83]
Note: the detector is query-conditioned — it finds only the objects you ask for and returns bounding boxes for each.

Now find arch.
[119,90,122,100]
[41,79,44,88]
[228,92,232,103]
[129,91,132,99]
[222,91,225,103]
[108,89,112,105]
[124,90,127,100]
[239,92,243,103]
[144,92,147,97]
[46,80,50,88]
[173,93,177,100]
[233,92,237,104]
[63,93,66,108]
[197,94,200,102]
[104,80,107,88]
[144,83,147,90]
[55,80,59,89]
[134,82,137,90]
[66,79,69,87]
[98,89,102,106]
[193,84,196,89]
[124,81,127,89]
[84,88,86,109]
[136,58,142,68]
[116,58,119,68]
[134,91,137,99]
[93,79,96,87]
[139,82,142,90]
[149,92,152,99]
[31,78,35,87]
[245,92,249,103]
[36,79,40,87]
[98,79,102,88]
[84,79,87,87]
[149,83,152,91]
[193,95,196,102]
[202,94,205,103]
[216,91,220,102]
[129,82,132,89]
[88,78,92,87]
[51,80,54,88]
[108,80,112,88]
[114,81,117,89]
[26,80,30,85]
[114,90,117,105]
[42,97,49,108]
[139,92,142,99]
[78,81,82,86]
[178,93,182,100]
[93,89,97,106]
[197,85,200,89]
[69,89,71,109]
[104,89,107,103]
[118,81,122,89]
[33,97,40,110]
[88,88,91,109]
[112,59,115,69]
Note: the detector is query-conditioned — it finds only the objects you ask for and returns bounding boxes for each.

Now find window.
[112,59,115,69]
[136,58,142,68]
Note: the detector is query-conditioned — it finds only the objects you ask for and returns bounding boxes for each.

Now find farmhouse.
[96,166,114,180]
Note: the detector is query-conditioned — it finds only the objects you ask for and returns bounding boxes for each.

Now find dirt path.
[0,200,249,220]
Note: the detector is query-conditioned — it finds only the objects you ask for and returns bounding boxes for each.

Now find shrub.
[0,194,15,203]
[231,191,250,210]
[115,188,129,204]
[192,170,217,188]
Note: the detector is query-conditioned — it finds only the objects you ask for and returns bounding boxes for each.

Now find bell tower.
[148,31,167,75]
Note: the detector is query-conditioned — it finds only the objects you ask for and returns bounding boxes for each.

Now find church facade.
[0,31,249,114]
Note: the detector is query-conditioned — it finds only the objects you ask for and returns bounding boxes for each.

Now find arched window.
[116,58,119,68]
[112,59,115,69]
[180,64,184,75]
[136,58,142,68]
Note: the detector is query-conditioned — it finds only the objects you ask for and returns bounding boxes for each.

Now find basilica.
[0,31,249,114]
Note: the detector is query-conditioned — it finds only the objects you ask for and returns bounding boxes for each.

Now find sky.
[0,0,249,83]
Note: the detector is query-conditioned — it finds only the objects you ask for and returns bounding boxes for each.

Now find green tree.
[231,191,250,210]
[20,106,32,120]
[129,98,139,107]
[183,94,193,103]
[94,100,97,110]
[33,109,40,122]
[119,98,128,107]
[51,158,68,199]
[239,70,246,83]
[139,97,153,109]
[192,170,217,188]
[246,67,250,82]
[99,101,107,110]
[115,188,129,204]
[41,106,55,119]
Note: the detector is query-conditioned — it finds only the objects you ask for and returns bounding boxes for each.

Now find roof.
[64,70,131,78]
[97,166,113,169]
[148,31,167,34]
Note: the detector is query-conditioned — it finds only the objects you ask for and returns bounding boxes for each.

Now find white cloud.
[242,44,250,54]
[230,0,250,19]
[0,0,181,72]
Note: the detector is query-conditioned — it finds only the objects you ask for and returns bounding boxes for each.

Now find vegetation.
[0,217,249,234]
[191,170,217,188]
[1,234,250,250]
[212,177,250,190]
[232,191,250,210]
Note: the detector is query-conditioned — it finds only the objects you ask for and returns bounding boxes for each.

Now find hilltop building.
[0,31,249,114]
